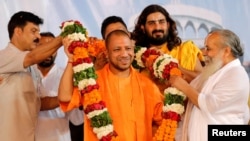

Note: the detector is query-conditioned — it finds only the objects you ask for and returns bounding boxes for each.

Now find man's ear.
[14,27,22,37]
[224,46,231,57]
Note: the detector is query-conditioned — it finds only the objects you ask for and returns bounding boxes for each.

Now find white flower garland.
[134,47,147,68]
[163,87,186,114]
[73,63,93,73]
[164,87,186,98]
[87,108,108,119]
[61,21,75,32]
[78,78,96,90]
[153,54,178,79]
[93,124,114,139]
[68,32,87,41]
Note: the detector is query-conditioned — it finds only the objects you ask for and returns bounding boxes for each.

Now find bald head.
[105,29,131,49]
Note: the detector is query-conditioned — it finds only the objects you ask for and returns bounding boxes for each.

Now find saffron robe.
[160,40,204,71]
[60,64,163,141]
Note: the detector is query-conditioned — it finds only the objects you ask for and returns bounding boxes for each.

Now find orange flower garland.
[88,38,106,57]
[133,46,186,141]
[60,20,119,141]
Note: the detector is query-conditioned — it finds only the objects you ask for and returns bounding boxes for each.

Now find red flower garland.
[60,20,119,141]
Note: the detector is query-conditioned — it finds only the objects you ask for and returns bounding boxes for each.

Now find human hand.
[62,37,74,61]
[94,51,108,70]
[169,75,188,92]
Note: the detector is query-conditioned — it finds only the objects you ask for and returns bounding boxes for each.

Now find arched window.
[184,21,196,38]
[176,21,183,38]
[198,24,209,38]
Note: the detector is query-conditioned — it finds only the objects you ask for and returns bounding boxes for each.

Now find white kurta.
[35,65,83,141]
[187,59,250,141]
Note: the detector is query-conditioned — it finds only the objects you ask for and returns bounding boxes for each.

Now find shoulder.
[55,65,64,72]
[179,40,203,56]
[180,40,200,50]
[54,65,64,75]
[135,71,163,100]
[1,44,27,56]
[0,44,28,73]
[96,65,108,80]
[135,71,159,89]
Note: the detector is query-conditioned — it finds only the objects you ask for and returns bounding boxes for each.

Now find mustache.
[152,30,164,34]
[34,38,39,43]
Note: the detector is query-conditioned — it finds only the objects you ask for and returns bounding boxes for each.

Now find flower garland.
[60,20,119,141]
[133,46,186,141]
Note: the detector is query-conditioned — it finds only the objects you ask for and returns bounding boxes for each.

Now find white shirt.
[35,65,83,141]
[188,59,250,141]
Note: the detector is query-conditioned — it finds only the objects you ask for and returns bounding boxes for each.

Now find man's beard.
[146,30,168,46]
[196,52,224,91]
[38,56,55,68]
[109,58,132,72]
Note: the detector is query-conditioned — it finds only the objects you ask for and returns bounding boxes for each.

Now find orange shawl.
[60,64,163,141]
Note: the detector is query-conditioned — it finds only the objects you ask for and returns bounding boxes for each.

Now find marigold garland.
[60,20,119,141]
[133,46,186,141]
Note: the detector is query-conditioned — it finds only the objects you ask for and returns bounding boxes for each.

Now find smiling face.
[106,31,134,73]
[142,12,169,46]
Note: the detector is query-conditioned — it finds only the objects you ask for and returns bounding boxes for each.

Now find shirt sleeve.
[198,64,249,124]
[0,45,28,73]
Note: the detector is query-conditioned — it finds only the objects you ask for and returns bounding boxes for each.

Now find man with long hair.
[132,4,204,86]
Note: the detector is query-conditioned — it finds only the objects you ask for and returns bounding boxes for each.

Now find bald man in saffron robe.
[59,30,163,141]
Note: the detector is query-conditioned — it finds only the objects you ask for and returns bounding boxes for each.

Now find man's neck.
[109,65,131,78]
[37,64,54,77]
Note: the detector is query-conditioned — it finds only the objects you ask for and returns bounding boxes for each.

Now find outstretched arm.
[179,59,203,83]
[169,75,199,108]
[24,36,62,68]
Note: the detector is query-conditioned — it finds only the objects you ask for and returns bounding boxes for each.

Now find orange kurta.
[60,64,163,141]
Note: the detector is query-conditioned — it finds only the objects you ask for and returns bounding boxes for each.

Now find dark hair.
[132,4,181,50]
[101,16,127,39]
[40,32,55,38]
[8,11,43,39]
[105,29,130,48]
